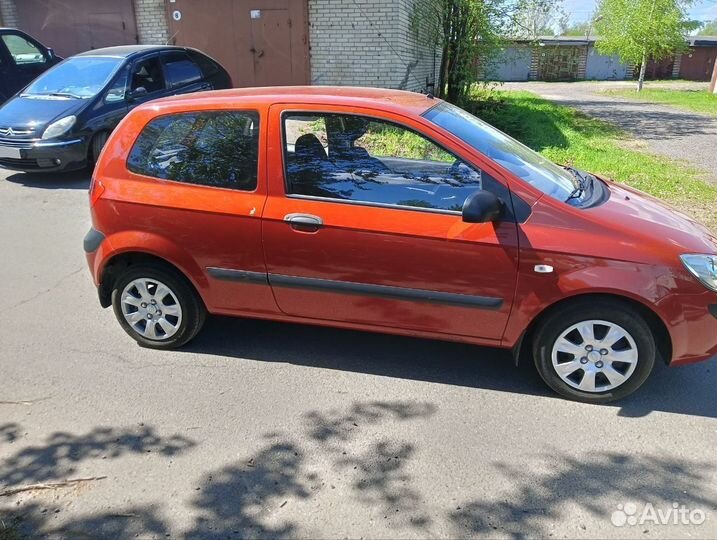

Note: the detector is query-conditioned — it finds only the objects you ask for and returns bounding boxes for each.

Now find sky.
[563,0,717,24]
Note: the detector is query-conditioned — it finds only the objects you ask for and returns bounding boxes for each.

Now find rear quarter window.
[127,111,259,191]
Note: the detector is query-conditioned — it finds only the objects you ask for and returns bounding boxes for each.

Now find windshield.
[22,56,122,99]
[423,102,576,201]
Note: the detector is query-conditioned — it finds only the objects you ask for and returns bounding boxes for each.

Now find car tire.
[532,299,656,403]
[111,263,206,349]
[90,131,109,166]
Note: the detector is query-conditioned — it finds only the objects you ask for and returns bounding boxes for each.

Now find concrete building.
[0,0,439,91]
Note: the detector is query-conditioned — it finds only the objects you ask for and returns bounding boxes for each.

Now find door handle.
[284,213,323,232]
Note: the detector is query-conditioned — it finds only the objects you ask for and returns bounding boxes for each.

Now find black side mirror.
[462,190,504,223]
[127,87,148,101]
[46,48,55,60]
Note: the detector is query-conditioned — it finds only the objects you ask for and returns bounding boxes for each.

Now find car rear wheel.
[111,264,206,349]
[532,299,656,403]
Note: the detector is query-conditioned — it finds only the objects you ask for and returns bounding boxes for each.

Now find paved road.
[503,81,717,184]
[1,169,716,539]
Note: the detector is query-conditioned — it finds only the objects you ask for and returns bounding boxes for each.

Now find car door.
[261,104,520,341]
[84,63,131,137]
[160,50,212,96]
[126,54,172,109]
[0,31,51,95]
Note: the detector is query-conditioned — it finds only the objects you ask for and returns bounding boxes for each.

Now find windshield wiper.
[564,166,593,202]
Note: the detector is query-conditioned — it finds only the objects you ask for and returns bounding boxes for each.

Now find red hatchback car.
[84,87,717,403]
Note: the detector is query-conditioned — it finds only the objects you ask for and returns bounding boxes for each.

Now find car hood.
[0,96,86,137]
[595,179,717,256]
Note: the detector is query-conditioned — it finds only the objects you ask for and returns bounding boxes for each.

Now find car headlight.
[41,115,76,140]
[681,254,717,292]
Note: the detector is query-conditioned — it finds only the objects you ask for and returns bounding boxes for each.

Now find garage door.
[679,47,716,81]
[15,0,138,58]
[166,0,310,87]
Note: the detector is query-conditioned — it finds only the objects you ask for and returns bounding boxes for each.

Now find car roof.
[148,86,439,117]
[74,45,183,58]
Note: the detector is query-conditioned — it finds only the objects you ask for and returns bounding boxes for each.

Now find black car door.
[0,31,52,96]
[160,50,212,96]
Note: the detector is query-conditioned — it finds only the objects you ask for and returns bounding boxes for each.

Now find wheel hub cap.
[551,319,639,393]
[120,278,182,341]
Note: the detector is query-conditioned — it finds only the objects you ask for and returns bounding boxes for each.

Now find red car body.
[85,87,717,371]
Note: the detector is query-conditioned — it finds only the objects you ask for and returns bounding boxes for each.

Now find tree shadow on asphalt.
[0,425,196,488]
[3,170,91,190]
[449,451,717,538]
[2,402,715,539]
[558,100,717,140]
[184,316,716,419]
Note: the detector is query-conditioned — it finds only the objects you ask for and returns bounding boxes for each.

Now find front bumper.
[0,137,88,172]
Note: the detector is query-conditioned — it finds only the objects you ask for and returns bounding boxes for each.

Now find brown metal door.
[679,47,716,81]
[15,0,137,57]
[166,0,309,87]
[538,46,581,81]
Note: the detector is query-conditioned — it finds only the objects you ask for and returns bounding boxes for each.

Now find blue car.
[0,45,232,173]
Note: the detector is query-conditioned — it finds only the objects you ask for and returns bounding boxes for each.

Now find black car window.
[104,64,129,103]
[127,111,259,191]
[1,34,46,66]
[162,51,202,88]
[187,50,219,77]
[130,57,165,94]
[283,113,490,212]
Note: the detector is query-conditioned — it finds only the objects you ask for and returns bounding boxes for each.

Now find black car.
[0,28,61,105]
[0,45,232,173]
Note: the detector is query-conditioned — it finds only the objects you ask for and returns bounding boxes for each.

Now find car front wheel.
[111,264,206,349]
[533,299,656,403]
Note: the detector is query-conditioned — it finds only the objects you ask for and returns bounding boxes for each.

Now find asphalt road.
[1,168,716,539]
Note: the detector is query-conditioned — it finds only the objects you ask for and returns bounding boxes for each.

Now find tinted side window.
[187,50,219,77]
[162,51,202,87]
[130,57,165,93]
[1,34,46,66]
[127,111,259,191]
[283,113,487,212]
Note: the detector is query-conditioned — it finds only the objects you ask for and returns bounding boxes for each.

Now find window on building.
[127,111,259,191]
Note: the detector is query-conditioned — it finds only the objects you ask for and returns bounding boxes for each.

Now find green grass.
[603,88,717,116]
[464,88,717,230]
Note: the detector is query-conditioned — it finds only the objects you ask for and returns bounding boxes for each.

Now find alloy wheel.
[120,278,183,340]
[551,319,638,393]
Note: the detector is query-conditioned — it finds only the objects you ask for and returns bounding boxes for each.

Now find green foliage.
[560,21,593,37]
[510,0,568,38]
[697,18,717,35]
[410,0,509,104]
[463,87,717,229]
[594,0,693,65]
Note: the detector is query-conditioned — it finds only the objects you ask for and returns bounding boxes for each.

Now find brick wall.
[0,0,19,28]
[308,0,439,91]
[134,0,169,45]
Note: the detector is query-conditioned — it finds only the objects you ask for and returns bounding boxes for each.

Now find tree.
[510,0,568,39]
[411,0,508,104]
[410,1,559,105]
[697,18,717,36]
[594,0,694,91]
[560,21,593,37]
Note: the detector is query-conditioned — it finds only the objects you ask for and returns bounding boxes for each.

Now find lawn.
[602,88,717,117]
[464,88,717,231]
